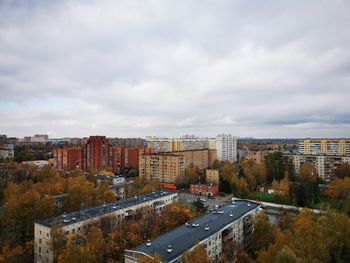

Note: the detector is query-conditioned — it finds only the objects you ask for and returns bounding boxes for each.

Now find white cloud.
[0,0,350,138]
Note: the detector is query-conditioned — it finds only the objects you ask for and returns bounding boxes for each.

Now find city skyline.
[1,1,350,138]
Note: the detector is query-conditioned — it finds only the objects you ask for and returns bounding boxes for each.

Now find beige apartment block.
[139,153,185,183]
[206,169,219,185]
[298,139,350,156]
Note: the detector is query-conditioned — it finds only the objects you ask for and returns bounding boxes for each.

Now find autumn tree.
[63,176,94,212]
[274,246,301,263]
[93,181,116,205]
[242,159,267,189]
[50,223,66,263]
[58,228,106,263]
[182,243,209,263]
[1,184,57,245]
[251,212,275,256]
[160,204,190,232]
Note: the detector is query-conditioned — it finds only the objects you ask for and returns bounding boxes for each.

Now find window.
[39,239,42,244]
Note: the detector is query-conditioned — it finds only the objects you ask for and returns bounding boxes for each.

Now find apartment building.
[34,191,178,263]
[298,139,350,156]
[146,136,216,153]
[53,147,82,171]
[139,153,185,183]
[111,146,153,173]
[124,200,260,263]
[172,149,217,170]
[139,149,216,184]
[83,136,112,171]
[285,154,350,181]
[216,134,237,162]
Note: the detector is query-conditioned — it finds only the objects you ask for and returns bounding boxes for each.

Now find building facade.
[172,149,217,170]
[298,139,350,156]
[146,136,216,153]
[206,169,219,185]
[190,183,219,196]
[83,136,112,171]
[139,153,184,183]
[53,147,82,171]
[124,200,260,263]
[285,154,350,181]
[112,147,153,173]
[216,134,237,162]
[34,191,178,263]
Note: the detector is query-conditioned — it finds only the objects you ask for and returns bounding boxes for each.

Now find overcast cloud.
[0,0,350,138]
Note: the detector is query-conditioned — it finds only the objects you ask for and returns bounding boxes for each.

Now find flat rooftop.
[37,190,176,227]
[127,200,260,262]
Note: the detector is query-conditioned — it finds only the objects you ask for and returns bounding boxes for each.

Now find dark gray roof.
[37,190,175,227]
[128,200,259,262]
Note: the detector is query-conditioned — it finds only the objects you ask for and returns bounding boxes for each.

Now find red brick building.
[53,147,82,171]
[53,136,153,174]
[112,146,153,173]
[190,183,219,197]
[83,136,112,171]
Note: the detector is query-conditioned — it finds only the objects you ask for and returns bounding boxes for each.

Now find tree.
[160,204,190,232]
[192,198,206,213]
[94,181,116,205]
[63,176,94,212]
[335,163,350,179]
[242,160,267,190]
[265,152,286,182]
[233,177,249,198]
[299,164,317,183]
[50,224,66,263]
[251,212,275,255]
[182,243,209,263]
[326,177,350,199]
[274,246,301,263]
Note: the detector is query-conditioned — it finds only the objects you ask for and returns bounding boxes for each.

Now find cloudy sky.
[1,0,350,138]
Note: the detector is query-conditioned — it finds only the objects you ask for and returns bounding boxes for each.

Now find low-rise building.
[190,183,219,197]
[206,169,219,185]
[34,190,178,263]
[246,149,276,163]
[96,174,125,185]
[124,200,260,263]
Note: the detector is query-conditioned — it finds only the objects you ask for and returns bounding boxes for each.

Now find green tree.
[265,152,286,182]
[335,163,350,179]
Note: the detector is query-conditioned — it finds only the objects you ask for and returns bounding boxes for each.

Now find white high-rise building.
[216,134,237,162]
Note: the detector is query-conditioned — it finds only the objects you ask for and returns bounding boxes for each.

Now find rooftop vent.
[247,203,251,207]
[146,240,151,247]
[229,213,233,217]
[204,225,210,231]
[167,245,172,253]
